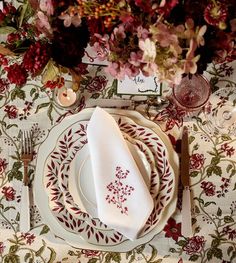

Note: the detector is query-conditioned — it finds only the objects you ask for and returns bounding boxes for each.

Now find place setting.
[34,107,179,251]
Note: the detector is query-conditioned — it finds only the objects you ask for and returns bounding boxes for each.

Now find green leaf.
[8,161,23,181]
[126,250,132,259]
[136,244,145,254]
[33,93,39,101]
[11,88,26,100]
[230,251,236,261]
[105,253,112,263]
[204,201,216,207]
[224,216,234,223]
[233,183,236,191]
[35,102,50,114]
[0,26,16,34]
[107,79,117,98]
[206,165,222,176]
[217,207,222,217]
[221,134,231,141]
[88,259,98,263]
[149,245,158,262]
[6,124,18,130]
[227,246,234,256]
[40,225,50,235]
[91,93,100,99]
[105,252,121,263]
[176,240,188,247]
[189,135,195,144]
[18,2,29,28]
[47,104,53,124]
[207,248,214,260]
[214,248,223,259]
[111,252,121,262]
[189,255,199,261]
[193,123,198,131]
[230,169,236,177]
[24,253,31,262]
[194,205,200,214]
[47,247,56,263]
[35,242,46,257]
[9,245,19,253]
[128,255,135,263]
[190,171,199,178]
[211,238,220,247]
[4,255,20,263]
[226,164,233,173]
[4,206,15,212]
[211,156,220,165]
[30,88,37,97]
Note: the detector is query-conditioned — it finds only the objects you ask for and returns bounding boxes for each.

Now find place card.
[82,45,108,66]
[117,73,162,96]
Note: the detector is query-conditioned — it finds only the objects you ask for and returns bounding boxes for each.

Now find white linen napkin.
[87,107,154,240]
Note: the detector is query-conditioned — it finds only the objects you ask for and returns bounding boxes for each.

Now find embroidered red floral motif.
[105,166,134,215]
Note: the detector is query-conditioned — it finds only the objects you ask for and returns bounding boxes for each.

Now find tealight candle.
[56,87,77,108]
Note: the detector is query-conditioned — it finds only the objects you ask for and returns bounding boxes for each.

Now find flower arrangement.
[0,0,236,87]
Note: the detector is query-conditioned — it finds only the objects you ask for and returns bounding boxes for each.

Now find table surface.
[0,61,236,263]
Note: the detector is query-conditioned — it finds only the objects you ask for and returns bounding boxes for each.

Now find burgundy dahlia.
[51,18,90,68]
[6,63,28,85]
[22,41,50,76]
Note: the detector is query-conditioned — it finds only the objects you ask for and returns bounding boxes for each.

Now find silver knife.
[181,126,193,237]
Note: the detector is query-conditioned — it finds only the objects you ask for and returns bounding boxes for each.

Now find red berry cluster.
[22,41,51,76]
[45,77,65,90]
[5,63,28,85]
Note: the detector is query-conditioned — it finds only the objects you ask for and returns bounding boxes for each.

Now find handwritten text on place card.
[117,74,162,96]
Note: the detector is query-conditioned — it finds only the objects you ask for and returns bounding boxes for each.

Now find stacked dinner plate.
[34,108,179,251]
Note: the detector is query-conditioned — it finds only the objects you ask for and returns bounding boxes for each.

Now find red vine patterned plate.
[34,108,179,251]
[67,137,154,218]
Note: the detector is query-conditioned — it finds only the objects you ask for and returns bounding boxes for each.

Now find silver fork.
[20,131,33,233]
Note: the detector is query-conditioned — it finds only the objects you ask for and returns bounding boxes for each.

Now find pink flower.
[59,13,81,27]
[86,76,108,92]
[4,105,18,119]
[39,0,54,16]
[190,153,205,170]
[201,181,216,196]
[81,250,101,258]
[220,143,235,157]
[21,233,36,245]
[0,158,8,175]
[2,186,16,201]
[35,11,52,34]
[183,236,205,255]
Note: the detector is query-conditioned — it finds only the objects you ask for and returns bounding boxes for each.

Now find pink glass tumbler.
[172,74,211,111]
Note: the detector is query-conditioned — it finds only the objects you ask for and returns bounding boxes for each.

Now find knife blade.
[181,126,193,237]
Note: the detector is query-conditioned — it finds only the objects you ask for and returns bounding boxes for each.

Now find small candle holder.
[53,80,80,109]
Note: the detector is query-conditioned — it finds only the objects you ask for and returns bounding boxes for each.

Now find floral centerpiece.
[0,0,236,89]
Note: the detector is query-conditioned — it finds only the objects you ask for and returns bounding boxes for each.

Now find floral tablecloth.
[0,61,236,263]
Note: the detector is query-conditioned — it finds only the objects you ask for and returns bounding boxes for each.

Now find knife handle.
[181,186,193,237]
[19,185,30,233]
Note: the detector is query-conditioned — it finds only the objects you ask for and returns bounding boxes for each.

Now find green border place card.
[117,73,162,96]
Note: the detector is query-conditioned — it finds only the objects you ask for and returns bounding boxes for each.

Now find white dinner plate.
[34,108,179,251]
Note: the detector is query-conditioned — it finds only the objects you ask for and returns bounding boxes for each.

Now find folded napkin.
[87,107,154,240]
